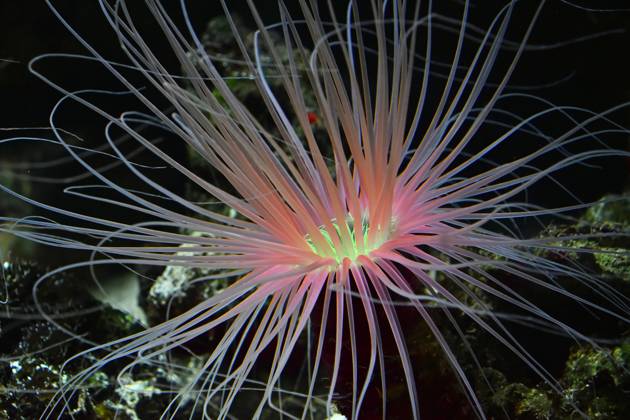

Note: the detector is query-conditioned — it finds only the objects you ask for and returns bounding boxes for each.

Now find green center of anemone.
[305,216,390,264]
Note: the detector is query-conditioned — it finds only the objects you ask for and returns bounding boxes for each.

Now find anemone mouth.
[304,213,396,265]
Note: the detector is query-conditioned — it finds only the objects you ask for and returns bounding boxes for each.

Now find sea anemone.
[1,0,630,419]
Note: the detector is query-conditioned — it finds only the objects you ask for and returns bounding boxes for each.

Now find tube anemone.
[1,0,630,419]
